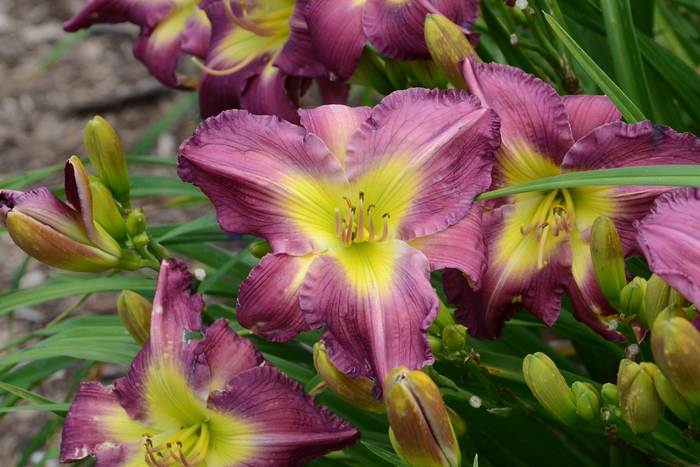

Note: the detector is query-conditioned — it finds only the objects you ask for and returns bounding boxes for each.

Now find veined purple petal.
[197,61,259,118]
[299,105,371,166]
[115,260,208,428]
[236,253,314,341]
[446,204,572,339]
[305,0,366,80]
[191,318,264,393]
[207,365,359,466]
[561,95,621,142]
[408,206,487,289]
[363,0,478,61]
[301,240,438,390]
[636,188,700,306]
[274,0,328,78]
[344,88,499,242]
[566,230,625,341]
[461,57,574,189]
[317,77,351,105]
[178,110,349,256]
[60,382,146,463]
[63,0,173,31]
[239,63,304,124]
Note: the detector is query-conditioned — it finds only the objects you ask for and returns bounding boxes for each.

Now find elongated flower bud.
[84,116,131,207]
[125,208,147,238]
[424,14,476,89]
[428,298,457,336]
[385,367,460,467]
[89,177,127,242]
[617,360,665,433]
[651,313,700,407]
[522,353,580,426]
[590,216,627,310]
[249,240,272,259]
[619,277,647,321]
[117,290,152,346]
[654,370,700,423]
[571,381,601,422]
[313,342,385,413]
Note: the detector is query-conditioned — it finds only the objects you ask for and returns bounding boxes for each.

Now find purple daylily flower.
[636,188,700,307]
[178,88,500,394]
[444,57,700,341]
[306,0,479,81]
[60,259,359,466]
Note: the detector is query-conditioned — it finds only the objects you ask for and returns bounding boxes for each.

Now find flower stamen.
[334,193,390,246]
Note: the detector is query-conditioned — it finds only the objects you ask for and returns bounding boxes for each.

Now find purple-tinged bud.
[651,312,700,407]
[84,116,131,207]
[620,277,647,322]
[424,14,477,89]
[117,290,152,346]
[590,216,627,310]
[571,382,601,422]
[601,383,619,406]
[617,360,665,433]
[313,342,385,414]
[384,367,460,467]
[653,370,700,423]
[522,353,580,426]
[89,177,127,242]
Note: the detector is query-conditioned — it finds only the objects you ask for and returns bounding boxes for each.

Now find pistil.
[335,193,390,247]
[143,424,207,467]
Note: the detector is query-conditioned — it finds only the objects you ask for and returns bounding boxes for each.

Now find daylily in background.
[636,188,700,306]
[445,57,700,341]
[63,0,210,89]
[60,259,359,466]
[0,157,141,272]
[306,0,479,81]
[196,0,345,121]
[179,88,499,393]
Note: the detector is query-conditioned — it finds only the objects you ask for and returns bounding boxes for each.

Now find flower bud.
[651,313,700,407]
[601,383,619,406]
[424,14,477,89]
[428,335,444,359]
[428,298,457,336]
[385,367,460,467]
[89,178,127,242]
[313,342,385,413]
[125,208,147,238]
[249,240,272,259]
[653,370,700,423]
[522,353,580,426]
[590,216,627,310]
[442,325,467,352]
[84,116,131,207]
[571,381,601,422]
[619,277,647,321]
[117,290,152,346]
[617,360,665,433]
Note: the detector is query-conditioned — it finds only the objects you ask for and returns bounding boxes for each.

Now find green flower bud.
[89,177,127,242]
[601,383,619,406]
[619,277,647,322]
[442,325,467,352]
[249,240,272,259]
[654,370,700,423]
[424,14,477,89]
[651,313,700,407]
[312,342,385,413]
[571,381,601,422]
[590,216,627,310]
[117,290,152,346]
[522,353,580,426]
[125,208,147,238]
[428,297,457,336]
[428,335,444,360]
[84,116,131,207]
[385,367,460,467]
[617,360,665,433]
[646,274,670,330]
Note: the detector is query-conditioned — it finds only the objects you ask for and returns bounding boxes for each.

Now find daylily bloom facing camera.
[60,260,359,466]
[445,57,700,341]
[0,157,140,273]
[179,88,499,392]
